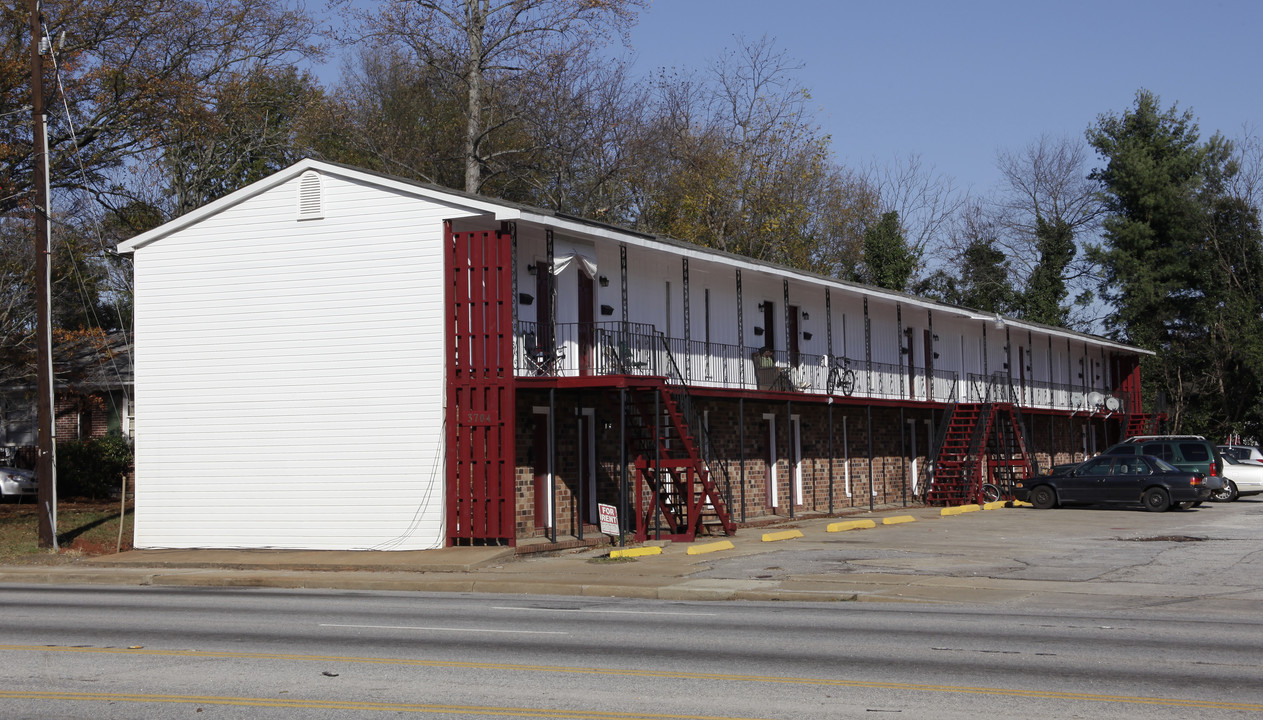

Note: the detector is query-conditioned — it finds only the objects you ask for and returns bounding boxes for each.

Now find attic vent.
[297,170,323,220]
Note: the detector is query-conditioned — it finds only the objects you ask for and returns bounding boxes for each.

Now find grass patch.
[0,500,134,565]
[587,555,638,564]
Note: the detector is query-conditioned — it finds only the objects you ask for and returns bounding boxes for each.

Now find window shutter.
[297,171,323,220]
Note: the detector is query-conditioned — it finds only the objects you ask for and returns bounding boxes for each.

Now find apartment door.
[923,329,934,401]
[578,272,594,375]
[762,301,776,351]
[788,305,801,366]
[904,327,916,400]
[535,261,553,350]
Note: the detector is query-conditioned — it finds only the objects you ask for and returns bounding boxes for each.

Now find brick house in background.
[1,331,133,468]
[116,159,1155,552]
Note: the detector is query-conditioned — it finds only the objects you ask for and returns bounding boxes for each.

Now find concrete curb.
[827,519,876,533]
[609,546,662,559]
[687,540,734,555]
[882,515,917,525]
[762,529,804,542]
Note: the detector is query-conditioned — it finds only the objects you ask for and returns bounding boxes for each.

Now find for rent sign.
[598,503,619,535]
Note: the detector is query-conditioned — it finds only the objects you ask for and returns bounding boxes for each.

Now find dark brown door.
[1018,345,1027,405]
[535,262,553,351]
[788,305,800,366]
[578,272,594,376]
[762,302,776,352]
[923,329,934,401]
[905,327,915,400]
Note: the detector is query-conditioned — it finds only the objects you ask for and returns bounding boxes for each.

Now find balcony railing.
[517,321,962,403]
[514,322,1126,412]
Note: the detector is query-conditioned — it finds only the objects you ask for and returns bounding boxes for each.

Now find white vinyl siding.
[131,172,476,550]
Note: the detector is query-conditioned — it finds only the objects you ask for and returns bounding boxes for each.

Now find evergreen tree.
[1087,89,1263,436]
[858,211,919,291]
[914,235,1016,314]
[1020,216,1075,325]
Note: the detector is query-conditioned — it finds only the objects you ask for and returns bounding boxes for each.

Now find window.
[1179,443,1209,462]
[1080,457,1113,475]
[1142,443,1174,462]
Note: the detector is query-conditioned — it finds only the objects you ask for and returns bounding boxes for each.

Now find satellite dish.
[1105,395,1121,412]
[1087,391,1105,409]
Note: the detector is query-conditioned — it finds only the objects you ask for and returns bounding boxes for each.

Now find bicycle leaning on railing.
[822,354,857,397]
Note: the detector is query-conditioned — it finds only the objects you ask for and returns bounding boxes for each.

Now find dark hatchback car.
[1013,454,1211,512]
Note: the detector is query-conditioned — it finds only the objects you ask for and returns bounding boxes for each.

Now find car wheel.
[1210,480,1239,503]
[1029,485,1057,510]
[1143,487,1171,512]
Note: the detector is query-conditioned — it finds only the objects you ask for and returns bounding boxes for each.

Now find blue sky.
[617,0,1262,197]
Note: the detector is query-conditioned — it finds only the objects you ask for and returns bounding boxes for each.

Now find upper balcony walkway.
[514,321,1133,415]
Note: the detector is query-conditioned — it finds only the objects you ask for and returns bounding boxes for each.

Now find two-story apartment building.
[118,159,1154,551]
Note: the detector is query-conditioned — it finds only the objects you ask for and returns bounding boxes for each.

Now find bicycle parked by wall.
[823,355,856,397]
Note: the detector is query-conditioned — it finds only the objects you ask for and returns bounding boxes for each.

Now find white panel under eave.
[130,172,474,550]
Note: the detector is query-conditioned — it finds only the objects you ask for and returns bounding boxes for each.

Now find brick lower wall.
[512,388,1127,540]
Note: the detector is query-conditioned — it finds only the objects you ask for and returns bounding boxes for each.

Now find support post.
[867,404,874,511]
[828,399,834,514]
[736,269,745,387]
[786,398,793,518]
[900,407,907,507]
[739,396,746,522]
[548,387,557,543]
[619,387,627,547]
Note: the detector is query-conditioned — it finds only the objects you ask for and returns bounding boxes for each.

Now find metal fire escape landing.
[622,379,737,542]
[925,402,1033,506]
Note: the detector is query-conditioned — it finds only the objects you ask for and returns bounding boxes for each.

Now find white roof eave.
[117,159,520,253]
[517,209,1151,357]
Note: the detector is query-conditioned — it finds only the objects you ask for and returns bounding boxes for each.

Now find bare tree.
[993,134,1101,269]
[991,134,1104,328]
[338,0,646,194]
[861,154,964,276]
[1227,123,1263,213]
[1,0,322,217]
[518,46,648,220]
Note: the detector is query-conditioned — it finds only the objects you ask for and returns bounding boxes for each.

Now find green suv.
[1103,435,1227,500]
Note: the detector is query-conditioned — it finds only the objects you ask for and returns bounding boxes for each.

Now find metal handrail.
[516,321,1130,413]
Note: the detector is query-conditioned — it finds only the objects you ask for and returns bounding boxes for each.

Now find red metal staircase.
[623,381,736,542]
[926,402,1033,506]
[1124,412,1161,438]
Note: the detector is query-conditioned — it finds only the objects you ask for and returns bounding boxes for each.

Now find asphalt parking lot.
[680,496,1263,609]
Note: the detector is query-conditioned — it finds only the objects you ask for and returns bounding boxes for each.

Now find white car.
[0,466,37,499]
[1217,455,1263,502]
[1217,445,1263,464]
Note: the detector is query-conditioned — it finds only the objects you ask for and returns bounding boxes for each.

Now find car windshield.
[1149,456,1180,472]
[1223,455,1241,465]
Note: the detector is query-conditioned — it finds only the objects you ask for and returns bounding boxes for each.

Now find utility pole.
[30,0,57,549]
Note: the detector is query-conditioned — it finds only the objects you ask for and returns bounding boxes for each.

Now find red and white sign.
[598,503,619,535]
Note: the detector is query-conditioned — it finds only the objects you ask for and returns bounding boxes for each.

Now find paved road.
[2,584,1261,719]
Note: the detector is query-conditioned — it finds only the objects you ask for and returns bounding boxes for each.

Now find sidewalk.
[3,501,1254,609]
[0,504,933,601]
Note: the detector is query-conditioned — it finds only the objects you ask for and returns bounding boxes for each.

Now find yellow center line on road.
[2,645,1260,713]
[0,691,766,719]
